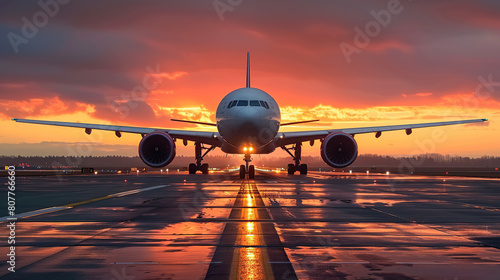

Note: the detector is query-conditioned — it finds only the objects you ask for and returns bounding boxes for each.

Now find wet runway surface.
[1,171,500,279]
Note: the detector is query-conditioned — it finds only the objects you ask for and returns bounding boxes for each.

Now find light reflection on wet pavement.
[205,180,295,279]
[0,172,499,279]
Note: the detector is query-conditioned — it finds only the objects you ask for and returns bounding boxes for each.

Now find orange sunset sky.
[0,0,498,158]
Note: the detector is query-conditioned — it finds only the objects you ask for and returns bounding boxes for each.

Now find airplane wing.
[12,118,221,146]
[276,118,488,146]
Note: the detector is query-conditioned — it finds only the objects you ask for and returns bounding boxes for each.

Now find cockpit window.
[250,100,260,107]
[237,100,248,106]
[229,100,269,108]
[260,101,270,109]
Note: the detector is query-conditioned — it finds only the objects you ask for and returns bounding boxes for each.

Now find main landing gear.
[188,142,215,174]
[239,153,255,179]
[281,142,307,175]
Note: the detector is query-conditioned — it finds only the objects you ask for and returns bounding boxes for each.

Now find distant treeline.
[0,155,239,169]
[1,153,500,169]
[258,154,500,168]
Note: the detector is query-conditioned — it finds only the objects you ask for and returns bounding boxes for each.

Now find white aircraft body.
[13,53,487,178]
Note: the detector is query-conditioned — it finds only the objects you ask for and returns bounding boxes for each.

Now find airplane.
[13,53,487,179]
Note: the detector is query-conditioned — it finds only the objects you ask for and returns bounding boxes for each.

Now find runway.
[1,171,500,279]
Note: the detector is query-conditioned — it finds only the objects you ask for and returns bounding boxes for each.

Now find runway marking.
[229,180,274,280]
[0,206,71,222]
[109,184,168,197]
[64,195,113,207]
[204,179,297,280]
[0,184,169,222]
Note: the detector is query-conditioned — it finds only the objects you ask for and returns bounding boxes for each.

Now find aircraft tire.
[299,164,308,175]
[201,163,209,174]
[239,165,246,179]
[249,165,255,179]
[189,163,197,174]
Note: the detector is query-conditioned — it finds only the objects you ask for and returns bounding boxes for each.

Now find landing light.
[244,147,248,152]
[249,147,253,152]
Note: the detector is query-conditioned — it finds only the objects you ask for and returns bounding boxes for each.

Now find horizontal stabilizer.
[171,119,217,126]
[281,119,320,126]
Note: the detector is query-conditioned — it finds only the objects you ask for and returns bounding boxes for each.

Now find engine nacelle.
[320,132,358,168]
[138,132,176,168]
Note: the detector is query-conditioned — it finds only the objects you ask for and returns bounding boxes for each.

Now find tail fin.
[246,52,250,88]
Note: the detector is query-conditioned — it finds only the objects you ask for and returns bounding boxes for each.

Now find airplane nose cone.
[238,107,261,122]
[236,107,261,143]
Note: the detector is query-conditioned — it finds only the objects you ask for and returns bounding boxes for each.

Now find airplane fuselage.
[216,87,281,154]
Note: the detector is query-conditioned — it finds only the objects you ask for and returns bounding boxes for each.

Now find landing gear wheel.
[299,164,308,175]
[248,165,255,179]
[239,165,246,179]
[287,164,296,175]
[201,163,209,174]
[189,163,197,174]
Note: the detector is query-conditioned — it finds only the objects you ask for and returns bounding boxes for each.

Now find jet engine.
[138,132,176,168]
[320,132,358,168]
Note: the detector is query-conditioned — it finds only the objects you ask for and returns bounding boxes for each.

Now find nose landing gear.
[188,142,215,174]
[239,153,255,179]
[282,142,307,175]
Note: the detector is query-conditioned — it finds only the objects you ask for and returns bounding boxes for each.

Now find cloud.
[415,92,433,97]
[0,0,497,156]
[0,97,93,118]
[152,71,188,80]
[1,0,498,109]
[465,121,490,127]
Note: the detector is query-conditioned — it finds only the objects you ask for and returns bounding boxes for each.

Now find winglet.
[246,52,250,88]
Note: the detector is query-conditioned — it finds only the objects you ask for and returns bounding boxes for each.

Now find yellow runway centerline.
[229,180,275,280]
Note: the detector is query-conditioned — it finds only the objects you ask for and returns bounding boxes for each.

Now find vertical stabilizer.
[246,52,250,88]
